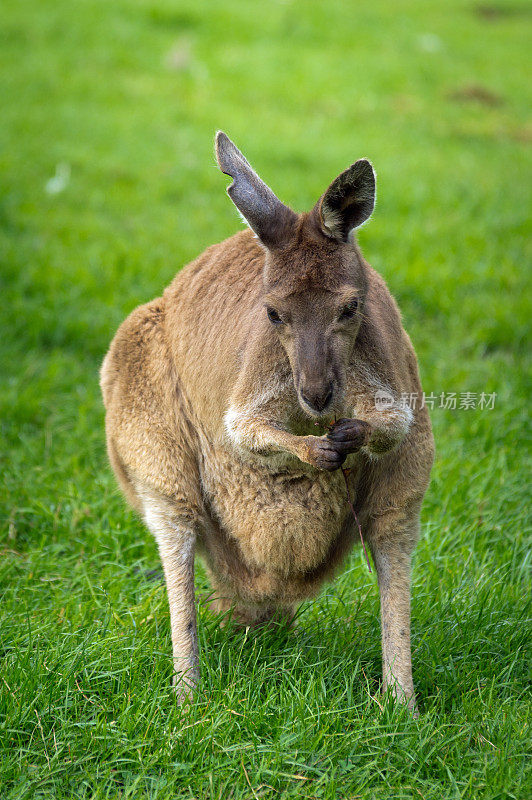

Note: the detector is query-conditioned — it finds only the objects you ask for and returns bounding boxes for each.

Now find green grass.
[1,0,531,797]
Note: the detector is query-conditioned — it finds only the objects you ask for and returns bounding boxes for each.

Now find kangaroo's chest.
[199,441,355,576]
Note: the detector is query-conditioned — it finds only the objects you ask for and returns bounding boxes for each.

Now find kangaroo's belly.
[199,443,353,577]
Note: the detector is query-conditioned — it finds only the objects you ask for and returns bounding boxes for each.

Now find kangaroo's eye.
[267,307,283,325]
[339,299,358,320]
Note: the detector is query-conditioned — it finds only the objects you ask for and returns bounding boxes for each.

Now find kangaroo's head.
[215,131,376,419]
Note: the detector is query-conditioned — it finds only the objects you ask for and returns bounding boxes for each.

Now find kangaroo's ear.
[215,131,298,249]
[316,159,376,243]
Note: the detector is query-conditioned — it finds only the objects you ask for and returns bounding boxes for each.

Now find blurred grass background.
[0,1,531,798]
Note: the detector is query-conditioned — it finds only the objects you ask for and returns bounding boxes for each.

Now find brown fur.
[100,133,434,710]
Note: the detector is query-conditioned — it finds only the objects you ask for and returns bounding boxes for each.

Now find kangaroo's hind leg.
[138,487,200,702]
[364,503,421,713]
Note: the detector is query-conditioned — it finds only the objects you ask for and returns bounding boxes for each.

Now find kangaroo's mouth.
[296,373,345,420]
[297,390,340,426]
[298,395,331,419]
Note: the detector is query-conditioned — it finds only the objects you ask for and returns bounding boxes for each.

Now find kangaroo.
[100,132,434,712]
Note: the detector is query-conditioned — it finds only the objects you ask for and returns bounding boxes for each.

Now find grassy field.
[1,0,531,797]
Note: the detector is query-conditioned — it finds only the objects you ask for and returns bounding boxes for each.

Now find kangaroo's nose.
[301,383,334,414]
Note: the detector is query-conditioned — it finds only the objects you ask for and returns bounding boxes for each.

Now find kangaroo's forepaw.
[326,418,371,453]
